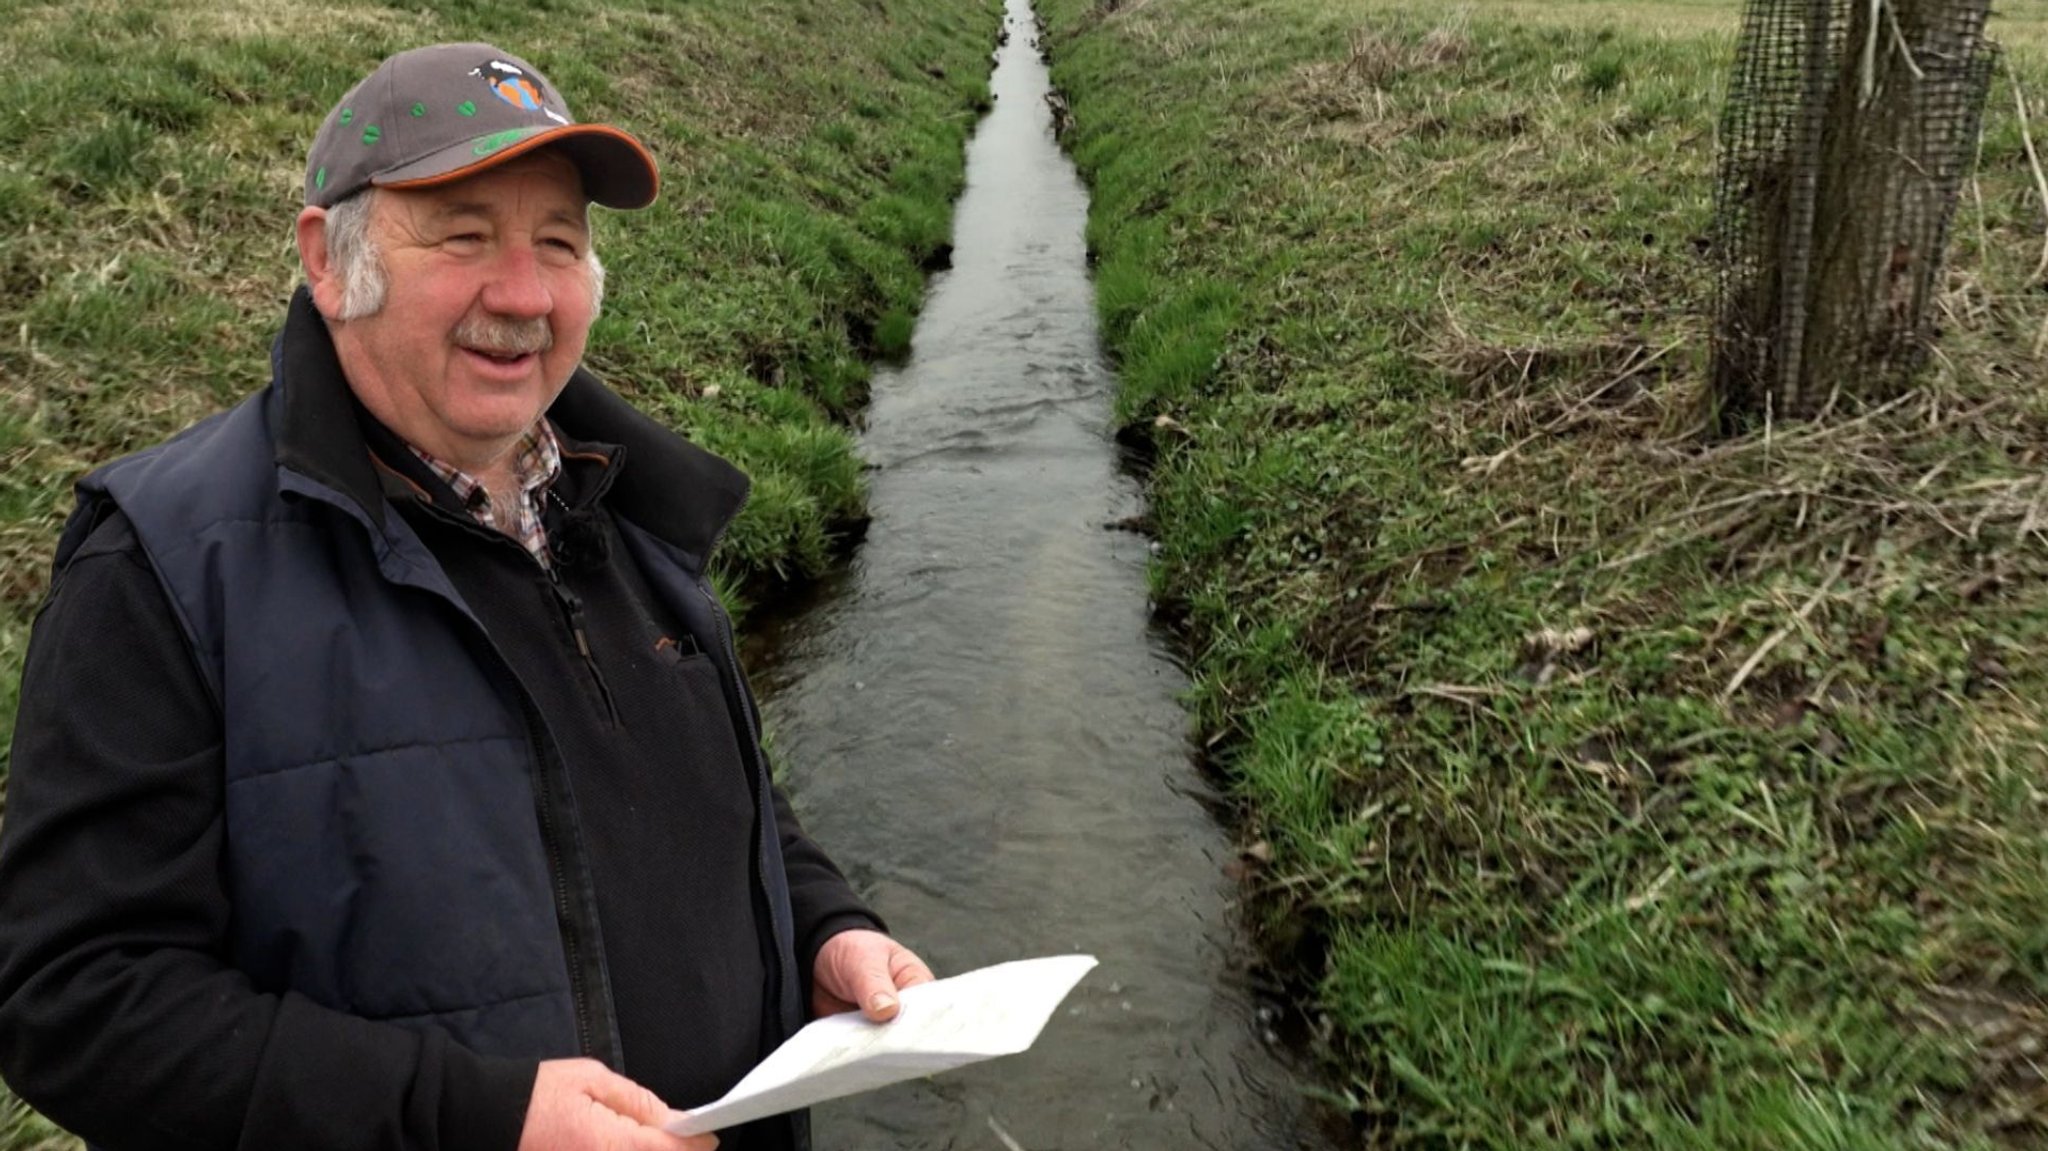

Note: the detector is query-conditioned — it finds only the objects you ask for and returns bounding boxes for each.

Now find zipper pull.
[559,586,594,658]
[553,582,619,726]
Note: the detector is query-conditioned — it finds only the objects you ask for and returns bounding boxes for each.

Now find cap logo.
[472,60,544,112]
[471,127,534,157]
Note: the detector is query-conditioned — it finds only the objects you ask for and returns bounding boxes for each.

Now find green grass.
[1044,0,2048,1145]
[0,1093,68,1151]
[0,0,999,1140]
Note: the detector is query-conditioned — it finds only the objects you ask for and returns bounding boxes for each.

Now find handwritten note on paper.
[664,954,1098,1136]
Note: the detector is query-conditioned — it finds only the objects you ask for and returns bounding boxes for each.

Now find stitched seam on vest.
[142,518,361,575]
[146,518,334,553]
[223,734,526,785]
[141,518,338,574]
[368,983,566,1025]
[179,516,327,528]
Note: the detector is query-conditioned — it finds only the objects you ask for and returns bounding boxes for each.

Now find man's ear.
[294,206,346,320]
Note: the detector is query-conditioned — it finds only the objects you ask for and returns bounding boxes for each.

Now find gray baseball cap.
[304,43,657,210]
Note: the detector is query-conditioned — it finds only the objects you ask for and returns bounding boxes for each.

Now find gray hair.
[324,190,387,322]
[322,188,606,321]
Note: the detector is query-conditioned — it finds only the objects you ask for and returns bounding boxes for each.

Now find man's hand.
[812,929,936,1021]
[518,1058,717,1151]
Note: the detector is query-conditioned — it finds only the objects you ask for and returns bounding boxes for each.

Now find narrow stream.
[747,3,1333,1147]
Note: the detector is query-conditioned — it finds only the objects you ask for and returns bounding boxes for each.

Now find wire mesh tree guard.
[1711,0,1997,424]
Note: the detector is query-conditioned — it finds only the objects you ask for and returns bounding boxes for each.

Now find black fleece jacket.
[0,331,879,1150]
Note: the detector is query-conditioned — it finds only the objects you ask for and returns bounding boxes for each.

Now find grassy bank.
[0,0,997,1140]
[1044,0,2048,1145]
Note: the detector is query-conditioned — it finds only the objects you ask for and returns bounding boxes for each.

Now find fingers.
[585,1094,712,1151]
[610,1115,717,1151]
[862,941,942,1020]
[850,942,904,1021]
[584,1072,715,1151]
[522,1059,713,1151]
[814,929,887,1019]
[582,1063,672,1127]
[812,983,858,1019]
[889,945,936,990]
[814,929,939,1022]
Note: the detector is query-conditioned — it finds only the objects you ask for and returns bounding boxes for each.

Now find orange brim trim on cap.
[375,123,659,209]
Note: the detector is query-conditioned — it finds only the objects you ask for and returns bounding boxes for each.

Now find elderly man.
[0,43,928,1151]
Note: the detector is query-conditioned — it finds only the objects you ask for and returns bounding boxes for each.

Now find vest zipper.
[515,692,599,1060]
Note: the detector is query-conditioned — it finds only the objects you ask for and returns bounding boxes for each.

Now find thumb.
[816,930,921,1021]
[858,967,901,1022]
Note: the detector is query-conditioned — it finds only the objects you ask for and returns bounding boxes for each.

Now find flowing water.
[748,4,1335,1147]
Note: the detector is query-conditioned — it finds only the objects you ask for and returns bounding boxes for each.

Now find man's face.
[320,152,596,466]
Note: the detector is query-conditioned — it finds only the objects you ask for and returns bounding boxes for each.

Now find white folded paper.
[665,954,1098,1136]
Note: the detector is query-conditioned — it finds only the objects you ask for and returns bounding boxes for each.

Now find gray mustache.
[455,315,553,356]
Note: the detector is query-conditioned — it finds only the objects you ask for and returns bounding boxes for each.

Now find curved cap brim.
[374,123,658,210]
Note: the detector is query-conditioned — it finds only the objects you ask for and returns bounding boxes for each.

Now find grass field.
[0,0,1000,792]
[0,0,999,1141]
[1042,0,2048,1145]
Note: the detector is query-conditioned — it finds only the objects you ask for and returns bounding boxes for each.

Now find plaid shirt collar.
[407,420,563,568]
